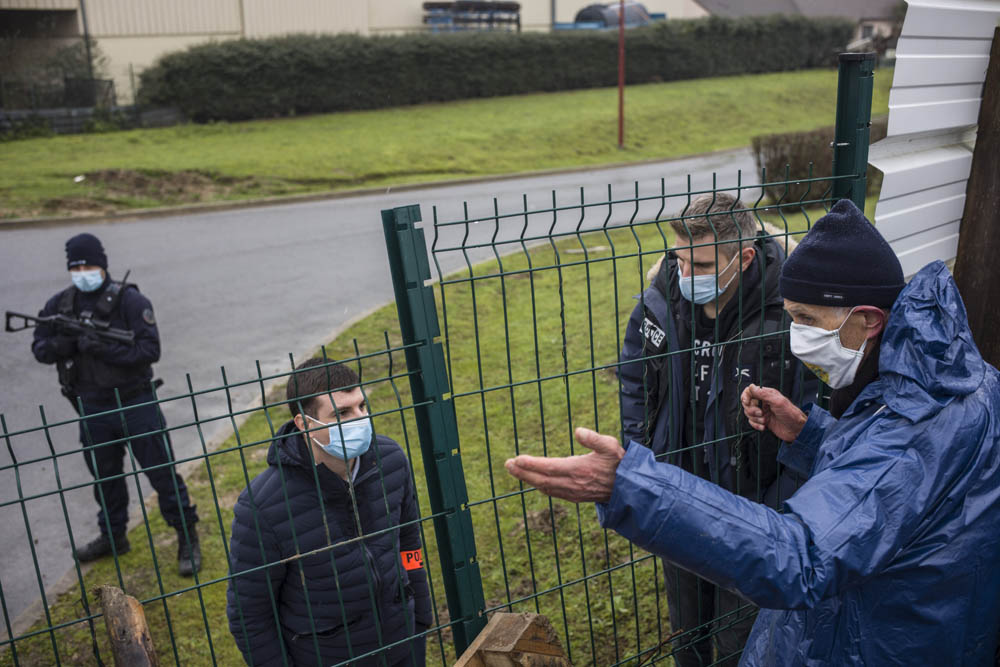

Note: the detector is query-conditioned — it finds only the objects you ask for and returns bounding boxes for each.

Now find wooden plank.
[455,613,572,667]
[94,585,159,667]
[954,26,1000,366]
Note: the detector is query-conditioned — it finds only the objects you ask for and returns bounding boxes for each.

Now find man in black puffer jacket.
[618,193,816,667]
[226,357,431,666]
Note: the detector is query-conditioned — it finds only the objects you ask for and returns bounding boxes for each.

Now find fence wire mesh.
[0,165,863,667]
[0,166,852,667]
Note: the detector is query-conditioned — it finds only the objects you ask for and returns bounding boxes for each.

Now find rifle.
[5,311,135,344]
[7,270,137,345]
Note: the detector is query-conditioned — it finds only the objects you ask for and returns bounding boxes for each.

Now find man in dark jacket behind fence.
[226,358,431,666]
[618,193,813,666]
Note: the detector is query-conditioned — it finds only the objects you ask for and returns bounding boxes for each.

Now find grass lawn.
[0,68,892,219]
[2,203,825,666]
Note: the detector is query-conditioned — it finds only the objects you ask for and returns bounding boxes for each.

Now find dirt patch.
[37,169,269,216]
[41,196,117,215]
[85,168,259,202]
[509,504,568,537]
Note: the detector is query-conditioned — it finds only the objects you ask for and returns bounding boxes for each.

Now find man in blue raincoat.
[506,199,1000,665]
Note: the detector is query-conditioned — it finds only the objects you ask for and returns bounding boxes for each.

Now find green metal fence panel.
[1,53,875,667]
[382,205,488,654]
[832,52,877,209]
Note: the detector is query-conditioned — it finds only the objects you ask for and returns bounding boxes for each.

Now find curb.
[0,147,750,230]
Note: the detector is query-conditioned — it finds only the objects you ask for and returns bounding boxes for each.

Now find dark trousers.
[78,393,197,537]
[663,560,756,667]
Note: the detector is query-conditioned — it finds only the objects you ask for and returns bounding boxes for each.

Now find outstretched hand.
[504,427,625,504]
[741,384,808,442]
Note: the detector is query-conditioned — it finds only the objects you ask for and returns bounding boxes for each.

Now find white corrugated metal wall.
[0,0,77,9]
[869,0,1000,276]
[242,0,368,38]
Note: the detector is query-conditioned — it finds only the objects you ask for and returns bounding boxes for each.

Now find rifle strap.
[57,280,135,323]
[56,286,75,316]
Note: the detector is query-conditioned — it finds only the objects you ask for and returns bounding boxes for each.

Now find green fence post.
[832,52,877,210]
[381,205,487,655]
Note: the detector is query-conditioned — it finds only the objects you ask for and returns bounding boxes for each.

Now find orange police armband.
[400,549,424,571]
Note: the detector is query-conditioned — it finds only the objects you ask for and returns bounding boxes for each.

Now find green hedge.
[138,15,854,122]
[751,116,888,204]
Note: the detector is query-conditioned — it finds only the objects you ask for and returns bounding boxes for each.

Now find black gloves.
[77,333,111,358]
[50,335,78,358]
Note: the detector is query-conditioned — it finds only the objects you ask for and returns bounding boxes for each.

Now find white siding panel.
[896,36,994,56]
[889,83,984,105]
[887,97,982,135]
[870,0,1000,274]
[875,181,966,241]
[85,0,241,36]
[894,232,961,276]
[892,55,990,87]
[901,1,1000,39]
[890,220,962,254]
[0,0,77,8]
[874,145,973,199]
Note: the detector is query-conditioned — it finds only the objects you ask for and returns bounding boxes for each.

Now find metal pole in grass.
[78,0,95,83]
[381,205,487,655]
[618,0,625,149]
[831,52,876,210]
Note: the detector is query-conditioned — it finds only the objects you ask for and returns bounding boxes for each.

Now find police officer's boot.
[177,525,201,576]
[74,532,130,563]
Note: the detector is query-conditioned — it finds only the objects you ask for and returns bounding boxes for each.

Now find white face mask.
[789,308,866,389]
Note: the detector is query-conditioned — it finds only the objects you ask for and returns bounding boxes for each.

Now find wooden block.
[455,612,572,667]
[94,585,159,667]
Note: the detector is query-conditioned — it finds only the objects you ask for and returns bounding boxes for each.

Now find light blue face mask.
[677,253,738,304]
[306,415,373,461]
[70,269,104,293]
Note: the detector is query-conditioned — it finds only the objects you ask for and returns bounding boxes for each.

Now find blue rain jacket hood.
[599,261,1000,665]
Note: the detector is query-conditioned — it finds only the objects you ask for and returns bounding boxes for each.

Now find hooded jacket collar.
[878,261,986,422]
[267,420,379,502]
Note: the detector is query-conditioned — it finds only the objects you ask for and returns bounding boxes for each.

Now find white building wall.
[0,0,77,9]
[84,0,241,36]
[868,0,1000,276]
[242,0,369,37]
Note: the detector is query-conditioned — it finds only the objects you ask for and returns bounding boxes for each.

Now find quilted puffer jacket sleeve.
[619,295,662,447]
[400,465,432,630]
[227,489,289,667]
[598,416,962,610]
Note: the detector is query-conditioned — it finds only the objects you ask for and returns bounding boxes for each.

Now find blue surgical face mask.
[677,252,738,304]
[70,269,104,293]
[306,414,373,461]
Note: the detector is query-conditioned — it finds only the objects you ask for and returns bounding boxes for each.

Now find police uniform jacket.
[32,276,159,404]
[226,421,432,667]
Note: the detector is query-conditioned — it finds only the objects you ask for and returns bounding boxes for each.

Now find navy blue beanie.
[65,233,108,270]
[780,199,904,309]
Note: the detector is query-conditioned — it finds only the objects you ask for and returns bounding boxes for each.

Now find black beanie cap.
[65,233,108,270]
[779,199,905,309]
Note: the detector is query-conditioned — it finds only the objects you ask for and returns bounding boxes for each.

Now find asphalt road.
[0,148,758,632]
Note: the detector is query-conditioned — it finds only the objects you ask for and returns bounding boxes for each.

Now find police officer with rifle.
[18,233,200,574]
